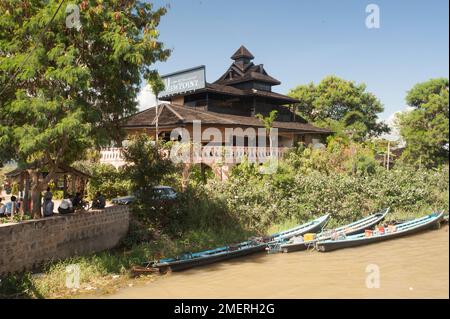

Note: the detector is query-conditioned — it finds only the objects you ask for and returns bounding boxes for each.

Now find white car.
[112,186,177,205]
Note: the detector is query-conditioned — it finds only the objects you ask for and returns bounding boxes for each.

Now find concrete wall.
[0,205,130,275]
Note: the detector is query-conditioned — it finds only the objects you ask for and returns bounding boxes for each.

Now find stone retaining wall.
[0,205,130,275]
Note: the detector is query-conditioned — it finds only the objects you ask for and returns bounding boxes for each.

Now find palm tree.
[256,110,278,150]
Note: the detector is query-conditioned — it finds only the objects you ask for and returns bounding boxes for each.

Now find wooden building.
[100,46,332,178]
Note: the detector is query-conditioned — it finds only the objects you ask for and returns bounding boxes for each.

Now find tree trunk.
[31,188,42,219]
[30,167,56,219]
[30,171,42,219]
[23,174,31,215]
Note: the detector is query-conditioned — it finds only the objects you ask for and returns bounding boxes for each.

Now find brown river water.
[106,225,449,299]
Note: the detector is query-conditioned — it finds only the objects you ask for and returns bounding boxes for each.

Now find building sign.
[159,65,206,98]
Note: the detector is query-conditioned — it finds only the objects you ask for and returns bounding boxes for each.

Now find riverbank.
[103,224,450,299]
[1,215,447,299]
[0,225,256,299]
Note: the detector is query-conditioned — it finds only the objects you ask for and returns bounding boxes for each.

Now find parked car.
[111,186,177,205]
[111,195,136,205]
[3,181,11,195]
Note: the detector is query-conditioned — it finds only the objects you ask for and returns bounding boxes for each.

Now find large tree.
[0,0,170,217]
[396,78,449,168]
[288,76,389,141]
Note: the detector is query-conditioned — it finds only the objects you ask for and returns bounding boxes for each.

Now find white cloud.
[136,85,157,111]
[380,107,414,145]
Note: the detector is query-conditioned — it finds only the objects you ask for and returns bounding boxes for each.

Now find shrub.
[200,160,449,231]
[86,164,130,200]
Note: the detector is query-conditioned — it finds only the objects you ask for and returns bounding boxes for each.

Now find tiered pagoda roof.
[215,45,281,86]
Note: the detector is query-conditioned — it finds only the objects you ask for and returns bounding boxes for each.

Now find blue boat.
[270,208,390,253]
[148,214,330,272]
[315,212,444,252]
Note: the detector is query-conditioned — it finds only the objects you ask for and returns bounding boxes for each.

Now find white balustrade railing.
[100,146,290,168]
[99,147,126,168]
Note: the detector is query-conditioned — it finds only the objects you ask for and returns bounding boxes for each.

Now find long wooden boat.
[274,208,389,253]
[146,214,330,272]
[315,212,444,252]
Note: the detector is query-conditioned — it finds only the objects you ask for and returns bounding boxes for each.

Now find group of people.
[42,189,81,217]
[42,188,106,217]
[1,188,107,219]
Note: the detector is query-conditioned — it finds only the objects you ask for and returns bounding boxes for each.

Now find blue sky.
[140,0,449,121]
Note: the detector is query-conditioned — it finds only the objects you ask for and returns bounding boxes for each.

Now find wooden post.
[71,175,76,194]
[387,141,391,171]
[155,92,159,142]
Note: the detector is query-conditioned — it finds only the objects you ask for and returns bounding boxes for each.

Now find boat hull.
[281,240,314,253]
[280,208,389,253]
[316,213,444,252]
[153,214,330,272]
[155,244,266,272]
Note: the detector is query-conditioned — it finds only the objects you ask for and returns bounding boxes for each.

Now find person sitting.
[43,187,53,201]
[43,194,54,217]
[0,198,5,217]
[72,192,85,210]
[58,194,74,214]
[92,192,106,209]
[3,196,19,217]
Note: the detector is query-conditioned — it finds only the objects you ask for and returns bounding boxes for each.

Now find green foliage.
[405,78,449,108]
[169,186,249,235]
[187,164,215,187]
[0,166,8,189]
[0,214,31,224]
[354,153,378,176]
[148,72,166,96]
[86,163,130,200]
[285,138,380,176]
[122,134,176,192]
[288,75,389,140]
[255,110,278,131]
[121,134,179,222]
[52,190,64,200]
[207,162,449,230]
[190,139,449,231]
[0,0,171,187]
[10,182,18,195]
[396,78,449,168]
[0,273,39,299]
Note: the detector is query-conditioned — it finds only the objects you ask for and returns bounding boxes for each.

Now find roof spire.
[231,45,254,61]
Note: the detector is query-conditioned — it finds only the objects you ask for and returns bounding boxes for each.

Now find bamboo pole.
[387,141,391,171]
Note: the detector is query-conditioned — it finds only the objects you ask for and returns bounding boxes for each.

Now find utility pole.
[386,141,391,171]
[155,90,159,142]
[149,76,165,143]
